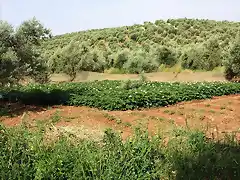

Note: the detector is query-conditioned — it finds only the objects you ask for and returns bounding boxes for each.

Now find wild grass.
[1,121,240,179]
[103,113,122,124]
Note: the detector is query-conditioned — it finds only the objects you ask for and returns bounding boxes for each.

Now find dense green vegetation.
[2,80,240,111]
[224,36,240,81]
[0,18,51,86]
[40,18,240,79]
[1,124,240,179]
[1,18,240,179]
[1,18,240,84]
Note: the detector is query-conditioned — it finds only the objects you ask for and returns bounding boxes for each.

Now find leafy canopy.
[224,36,240,81]
[0,17,51,86]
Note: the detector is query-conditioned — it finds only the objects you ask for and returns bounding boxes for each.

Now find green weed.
[158,117,166,121]
[205,104,211,107]
[198,115,206,121]
[51,110,61,124]
[177,110,184,116]
[209,109,216,114]
[123,122,132,127]
[149,116,166,122]
[164,110,176,115]
[1,124,240,179]
[220,106,226,110]
[103,113,122,124]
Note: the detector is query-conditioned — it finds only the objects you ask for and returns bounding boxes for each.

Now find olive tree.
[224,37,240,81]
[50,41,105,82]
[0,18,51,86]
[151,46,177,67]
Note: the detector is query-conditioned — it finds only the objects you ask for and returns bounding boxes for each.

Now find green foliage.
[151,46,177,67]
[58,41,79,81]
[85,48,106,72]
[139,72,148,82]
[204,38,223,70]
[104,67,126,74]
[123,50,159,73]
[2,81,240,111]
[0,18,51,86]
[224,36,240,81]
[113,49,130,69]
[1,124,240,179]
[48,47,63,73]
[40,18,240,74]
[49,41,106,81]
[181,41,222,71]
[181,45,206,70]
[121,73,147,90]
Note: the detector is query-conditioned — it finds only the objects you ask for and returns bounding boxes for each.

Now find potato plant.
[2,81,240,111]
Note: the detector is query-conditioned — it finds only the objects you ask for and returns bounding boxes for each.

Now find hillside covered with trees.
[1,18,240,85]
[40,18,240,79]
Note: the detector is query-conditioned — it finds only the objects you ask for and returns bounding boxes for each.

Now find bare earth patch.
[1,95,239,140]
[51,71,225,83]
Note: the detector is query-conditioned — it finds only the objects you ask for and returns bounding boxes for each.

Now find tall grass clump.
[1,124,240,179]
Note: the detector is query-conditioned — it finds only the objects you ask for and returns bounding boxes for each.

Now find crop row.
[1,81,240,110]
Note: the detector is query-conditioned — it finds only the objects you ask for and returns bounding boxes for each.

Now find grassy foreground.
[1,124,240,179]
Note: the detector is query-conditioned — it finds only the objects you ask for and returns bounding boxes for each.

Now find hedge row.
[1,80,240,110]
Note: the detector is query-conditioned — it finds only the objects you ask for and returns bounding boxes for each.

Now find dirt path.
[51,71,225,82]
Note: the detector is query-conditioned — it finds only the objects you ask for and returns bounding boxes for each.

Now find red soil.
[1,95,240,140]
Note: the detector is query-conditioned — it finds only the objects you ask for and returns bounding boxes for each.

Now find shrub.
[104,68,126,74]
[121,73,147,90]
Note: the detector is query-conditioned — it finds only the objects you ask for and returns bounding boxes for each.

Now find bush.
[104,68,126,74]
[121,73,147,90]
